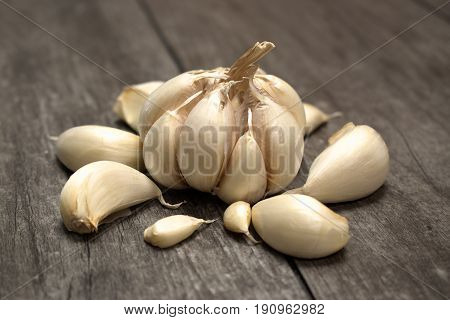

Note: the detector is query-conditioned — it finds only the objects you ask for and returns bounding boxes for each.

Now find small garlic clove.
[216,131,267,204]
[223,201,258,243]
[285,123,389,203]
[252,194,350,259]
[60,161,183,234]
[144,215,215,248]
[113,81,163,131]
[303,103,342,135]
[56,125,144,171]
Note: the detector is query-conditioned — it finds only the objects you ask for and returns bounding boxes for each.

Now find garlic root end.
[244,232,260,244]
[157,195,185,209]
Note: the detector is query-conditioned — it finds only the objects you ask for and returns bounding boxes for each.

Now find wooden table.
[1,0,449,299]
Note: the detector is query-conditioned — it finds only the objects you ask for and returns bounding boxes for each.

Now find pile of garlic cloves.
[55,41,389,259]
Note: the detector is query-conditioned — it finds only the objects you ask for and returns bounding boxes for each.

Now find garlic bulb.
[252,194,349,259]
[113,81,163,131]
[56,125,143,171]
[303,103,341,135]
[60,161,182,234]
[285,123,389,203]
[223,201,258,243]
[144,215,215,248]
[139,42,306,203]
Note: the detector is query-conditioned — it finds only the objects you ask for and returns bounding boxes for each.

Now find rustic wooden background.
[0,0,449,299]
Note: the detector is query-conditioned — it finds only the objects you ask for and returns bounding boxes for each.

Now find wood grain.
[0,0,310,299]
[0,0,448,300]
[145,0,450,299]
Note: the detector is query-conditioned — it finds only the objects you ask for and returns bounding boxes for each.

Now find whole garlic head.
[139,42,306,203]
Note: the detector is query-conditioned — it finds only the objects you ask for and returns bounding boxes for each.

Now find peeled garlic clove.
[223,201,258,243]
[216,131,267,204]
[60,161,182,234]
[252,194,349,259]
[304,103,342,135]
[56,125,143,171]
[177,84,239,192]
[285,123,389,203]
[113,81,163,131]
[144,215,215,248]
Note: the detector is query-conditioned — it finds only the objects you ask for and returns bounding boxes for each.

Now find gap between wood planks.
[135,0,317,299]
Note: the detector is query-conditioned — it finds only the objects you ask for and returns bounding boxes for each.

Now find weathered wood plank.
[146,0,450,299]
[0,0,310,299]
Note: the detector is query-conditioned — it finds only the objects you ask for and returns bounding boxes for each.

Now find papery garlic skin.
[250,79,304,195]
[113,81,163,131]
[252,194,349,259]
[56,125,143,171]
[143,109,189,190]
[254,74,306,129]
[285,123,389,203]
[177,84,239,192]
[60,161,182,234]
[303,103,341,135]
[138,70,224,139]
[144,215,214,248]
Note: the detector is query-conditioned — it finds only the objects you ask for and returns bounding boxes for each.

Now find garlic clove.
[144,215,215,248]
[223,201,258,243]
[252,194,349,259]
[285,123,389,203]
[254,74,306,129]
[327,121,356,145]
[56,125,144,171]
[216,131,267,204]
[177,84,240,192]
[248,77,304,195]
[303,103,342,135]
[251,101,303,195]
[138,70,224,139]
[113,81,163,131]
[142,98,198,190]
[60,161,183,234]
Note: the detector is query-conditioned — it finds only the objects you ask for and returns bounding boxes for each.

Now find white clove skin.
[285,123,389,203]
[138,71,224,139]
[254,74,306,128]
[56,125,144,171]
[144,215,215,248]
[249,78,304,195]
[177,83,239,193]
[60,161,183,234]
[113,81,164,131]
[223,201,259,243]
[252,194,350,259]
[303,103,342,135]
[216,109,267,204]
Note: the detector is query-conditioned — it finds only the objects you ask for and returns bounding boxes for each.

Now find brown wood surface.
[0,0,449,299]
